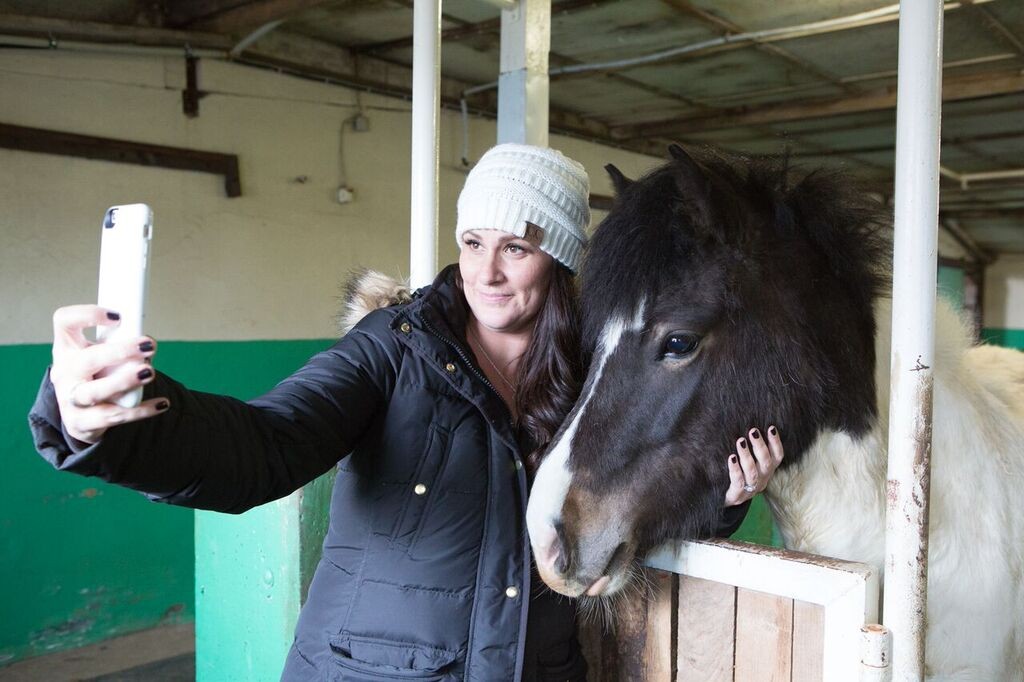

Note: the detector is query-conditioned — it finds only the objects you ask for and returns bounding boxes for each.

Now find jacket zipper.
[420,314,527,681]
[420,316,514,425]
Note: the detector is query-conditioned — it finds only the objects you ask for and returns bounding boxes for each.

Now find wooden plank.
[792,600,825,682]
[734,589,793,682]
[643,569,674,682]
[0,124,242,197]
[677,575,735,682]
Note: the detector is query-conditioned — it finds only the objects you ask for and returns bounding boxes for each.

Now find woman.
[29,144,783,680]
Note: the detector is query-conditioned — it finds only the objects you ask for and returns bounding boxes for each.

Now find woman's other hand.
[49,305,169,445]
[724,426,784,506]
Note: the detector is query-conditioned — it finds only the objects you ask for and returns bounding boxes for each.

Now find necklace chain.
[468,328,519,396]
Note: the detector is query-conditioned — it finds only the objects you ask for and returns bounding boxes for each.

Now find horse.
[525,145,1024,680]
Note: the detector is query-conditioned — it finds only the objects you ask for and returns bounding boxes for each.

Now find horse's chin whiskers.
[573,557,650,632]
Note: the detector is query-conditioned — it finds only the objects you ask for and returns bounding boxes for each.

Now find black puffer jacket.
[29,266,585,681]
[29,265,749,681]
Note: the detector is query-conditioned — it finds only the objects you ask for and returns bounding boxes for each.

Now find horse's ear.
[667,144,705,190]
[604,164,633,195]
[667,144,716,238]
[668,143,690,163]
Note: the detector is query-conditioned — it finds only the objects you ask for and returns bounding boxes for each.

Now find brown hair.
[514,263,583,472]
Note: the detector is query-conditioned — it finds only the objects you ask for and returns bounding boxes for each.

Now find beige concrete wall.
[6,48,1006,345]
[984,255,1024,330]
[0,49,655,344]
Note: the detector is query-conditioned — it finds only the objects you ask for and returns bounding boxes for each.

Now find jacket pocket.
[327,634,458,682]
[390,424,452,549]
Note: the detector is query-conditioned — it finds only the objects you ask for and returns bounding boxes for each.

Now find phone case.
[97,204,152,408]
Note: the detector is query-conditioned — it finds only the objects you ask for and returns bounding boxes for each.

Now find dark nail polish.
[769,426,778,436]
[729,455,737,464]
[751,429,761,440]
[106,311,121,321]
[739,439,747,449]
[156,400,169,411]
[138,368,153,380]
[139,341,154,353]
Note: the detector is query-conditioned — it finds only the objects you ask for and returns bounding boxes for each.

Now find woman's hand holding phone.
[50,305,169,445]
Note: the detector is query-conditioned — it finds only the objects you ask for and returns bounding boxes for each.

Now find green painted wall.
[982,328,1024,350]
[938,265,966,309]
[0,339,332,666]
[2,334,783,673]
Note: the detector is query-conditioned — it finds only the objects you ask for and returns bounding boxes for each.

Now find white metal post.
[883,1,944,680]
[497,0,551,145]
[409,0,441,288]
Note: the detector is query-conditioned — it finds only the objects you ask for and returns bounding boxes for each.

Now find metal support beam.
[498,0,551,146]
[409,0,441,288]
[0,123,241,197]
[883,1,944,679]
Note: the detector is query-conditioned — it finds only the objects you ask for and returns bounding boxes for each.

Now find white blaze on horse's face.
[527,301,646,598]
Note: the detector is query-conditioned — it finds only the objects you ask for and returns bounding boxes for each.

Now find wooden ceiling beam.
[0,13,232,49]
[784,130,1024,159]
[617,70,1024,138]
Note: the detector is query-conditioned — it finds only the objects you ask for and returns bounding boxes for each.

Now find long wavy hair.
[514,263,584,473]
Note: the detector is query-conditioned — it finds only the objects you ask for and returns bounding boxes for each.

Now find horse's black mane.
[580,148,890,350]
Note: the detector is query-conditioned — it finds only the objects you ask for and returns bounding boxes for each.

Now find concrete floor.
[0,624,194,682]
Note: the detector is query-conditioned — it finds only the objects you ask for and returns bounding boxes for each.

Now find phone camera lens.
[104,208,118,229]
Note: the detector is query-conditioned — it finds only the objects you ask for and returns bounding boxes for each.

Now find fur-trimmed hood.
[339,269,413,335]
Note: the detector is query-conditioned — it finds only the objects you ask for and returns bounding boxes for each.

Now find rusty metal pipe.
[882,1,944,679]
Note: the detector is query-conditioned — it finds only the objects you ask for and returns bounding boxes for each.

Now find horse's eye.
[662,333,700,358]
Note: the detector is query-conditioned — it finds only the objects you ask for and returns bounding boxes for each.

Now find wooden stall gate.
[579,539,883,681]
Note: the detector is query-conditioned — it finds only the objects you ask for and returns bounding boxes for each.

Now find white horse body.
[767,297,1024,680]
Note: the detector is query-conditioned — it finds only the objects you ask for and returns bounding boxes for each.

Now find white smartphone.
[97,203,153,408]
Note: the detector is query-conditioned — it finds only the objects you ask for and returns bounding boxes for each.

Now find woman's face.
[459,226,555,335]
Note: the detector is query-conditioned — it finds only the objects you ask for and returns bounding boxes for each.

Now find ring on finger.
[742,483,756,493]
[69,381,95,408]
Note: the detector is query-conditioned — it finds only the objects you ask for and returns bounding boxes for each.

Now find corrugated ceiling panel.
[289,0,418,47]
[435,0,502,25]
[549,0,718,63]
[550,76,691,119]
[613,48,826,101]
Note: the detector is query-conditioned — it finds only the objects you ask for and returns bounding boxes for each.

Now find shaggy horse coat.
[526,146,1024,681]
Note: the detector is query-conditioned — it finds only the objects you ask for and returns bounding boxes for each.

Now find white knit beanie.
[456,143,591,273]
